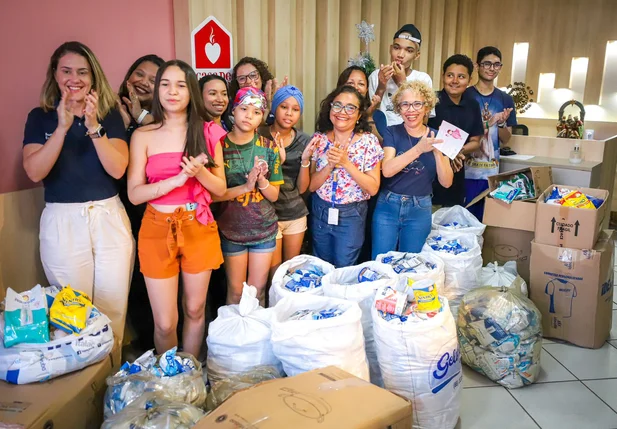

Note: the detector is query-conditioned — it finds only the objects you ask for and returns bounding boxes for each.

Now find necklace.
[230,134,256,176]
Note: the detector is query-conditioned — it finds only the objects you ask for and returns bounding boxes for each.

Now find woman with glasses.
[309,85,383,267]
[372,81,453,257]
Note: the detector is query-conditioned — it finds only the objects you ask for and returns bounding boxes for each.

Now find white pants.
[39,195,135,345]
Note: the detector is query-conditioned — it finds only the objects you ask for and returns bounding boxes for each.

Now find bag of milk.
[432,205,486,246]
[269,255,335,307]
[3,285,49,348]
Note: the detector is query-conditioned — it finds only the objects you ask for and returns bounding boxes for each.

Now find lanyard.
[328,132,354,207]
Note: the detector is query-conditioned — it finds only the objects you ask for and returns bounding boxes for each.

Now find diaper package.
[49,285,93,334]
[3,285,49,348]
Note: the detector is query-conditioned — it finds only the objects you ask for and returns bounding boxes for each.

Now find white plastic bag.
[372,291,462,429]
[322,261,398,386]
[0,286,113,384]
[480,261,528,296]
[376,251,445,290]
[271,294,369,380]
[206,284,282,383]
[422,231,483,318]
[458,286,542,388]
[432,205,486,246]
[269,255,335,307]
[102,392,205,429]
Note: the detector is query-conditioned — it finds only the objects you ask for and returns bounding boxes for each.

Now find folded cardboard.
[487,166,554,200]
[482,226,534,284]
[535,185,609,249]
[0,344,119,429]
[196,366,413,429]
[529,231,614,348]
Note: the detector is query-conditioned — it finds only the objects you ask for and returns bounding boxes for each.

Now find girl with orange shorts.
[127,60,227,356]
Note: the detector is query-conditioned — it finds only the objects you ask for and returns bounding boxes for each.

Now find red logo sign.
[191,16,233,80]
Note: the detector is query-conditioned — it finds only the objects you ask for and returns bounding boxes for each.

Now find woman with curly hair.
[372,80,453,257]
[308,85,383,267]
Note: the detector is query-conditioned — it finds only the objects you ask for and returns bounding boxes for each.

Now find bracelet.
[258,182,270,190]
[301,160,311,168]
[137,109,149,124]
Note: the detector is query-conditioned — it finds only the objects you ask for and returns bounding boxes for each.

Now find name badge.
[327,207,339,225]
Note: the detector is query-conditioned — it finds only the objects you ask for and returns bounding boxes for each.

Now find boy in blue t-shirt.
[465,46,517,220]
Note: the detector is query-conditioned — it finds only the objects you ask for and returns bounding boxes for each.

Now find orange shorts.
[138,205,223,279]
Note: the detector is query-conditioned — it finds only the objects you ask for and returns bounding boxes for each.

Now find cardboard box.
[529,231,615,348]
[482,166,553,231]
[196,366,413,429]
[535,185,610,249]
[482,226,534,284]
[0,345,119,429]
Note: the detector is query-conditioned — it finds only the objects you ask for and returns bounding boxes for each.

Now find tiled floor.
[458,285,617,429]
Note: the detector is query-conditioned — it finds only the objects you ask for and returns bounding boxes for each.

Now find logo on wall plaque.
[191,16,233,81]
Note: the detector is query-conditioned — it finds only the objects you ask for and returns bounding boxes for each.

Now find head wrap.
[232,86,267,113]
[271,85,304,114]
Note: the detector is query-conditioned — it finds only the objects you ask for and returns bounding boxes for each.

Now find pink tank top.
[146,121,227,225]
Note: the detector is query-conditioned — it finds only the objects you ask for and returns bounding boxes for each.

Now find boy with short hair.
[464,46,517,219]
[369,24,432,126]
[430,54,484,208]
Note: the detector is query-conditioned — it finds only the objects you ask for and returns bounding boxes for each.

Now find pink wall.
[0,0,176,194]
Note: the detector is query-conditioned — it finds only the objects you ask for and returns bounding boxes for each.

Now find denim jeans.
[311,195,368,268]
[371,191,432,258]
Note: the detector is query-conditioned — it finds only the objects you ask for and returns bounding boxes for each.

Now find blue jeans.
[311,195,367,268]
[220,237,276,257]
[371,191,432,258]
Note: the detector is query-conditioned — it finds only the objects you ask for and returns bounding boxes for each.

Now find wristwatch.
[86,124,107,139]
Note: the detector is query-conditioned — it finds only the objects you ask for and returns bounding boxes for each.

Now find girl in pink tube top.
[127,60,227,357]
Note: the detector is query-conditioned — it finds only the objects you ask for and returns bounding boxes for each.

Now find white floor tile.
[609,340,617,349]
[611,310,617,340]
[509,381,617,429]
[459,386,538,429]
[544,342,617,380]
[584,379,617,412]
[543,337,554,344]
[537,348,576,383]
[462,364,496,388]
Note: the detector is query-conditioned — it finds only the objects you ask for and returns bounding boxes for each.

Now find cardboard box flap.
[487,166,553,201]
[196,367,412,429]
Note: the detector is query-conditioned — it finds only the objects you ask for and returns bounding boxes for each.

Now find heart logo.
[205,42,221,64]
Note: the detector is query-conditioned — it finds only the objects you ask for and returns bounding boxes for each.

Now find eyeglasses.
[398,101,426,112]
[331,101,359,115]
[479,61,503,70]
[237,70,261,85]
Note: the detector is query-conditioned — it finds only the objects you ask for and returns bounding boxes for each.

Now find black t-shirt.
[23,107,127,203]
[258,127,310,221]
[428,89,484,206]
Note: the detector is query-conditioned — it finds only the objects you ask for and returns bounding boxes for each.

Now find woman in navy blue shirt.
[371,80,453,257]
[22,41,133,345]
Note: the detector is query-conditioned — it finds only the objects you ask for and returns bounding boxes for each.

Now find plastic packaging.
[480,261,528,296]
[206,366,281,411]
[269,255,335,307]
[422,231,483,319]
[271,294,369,381]
[3,285,49,348]
[206,284,281,384]
[490,183,520,204]
[104,348,207,419]
[432,205,486,246]
[372,291,462,429]
[321,262,397,387]
[506,173,535,200]
[561,190,595,209]
[409,278,441,313]
[49,285,93,334]
[101,392,205,429]
[457,286,543,388]
[0,286,113,384]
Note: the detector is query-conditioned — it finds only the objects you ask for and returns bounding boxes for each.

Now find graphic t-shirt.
[545,278,577,318]
[368,69,433,126]
[216,134,284,245]
[464,86,517,180]
[258,127,310,221]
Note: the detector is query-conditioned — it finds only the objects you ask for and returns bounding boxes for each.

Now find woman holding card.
[309,85,383,268]
[371,81,453,257]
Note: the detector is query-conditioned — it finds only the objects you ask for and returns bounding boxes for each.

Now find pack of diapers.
[3,285,49,347]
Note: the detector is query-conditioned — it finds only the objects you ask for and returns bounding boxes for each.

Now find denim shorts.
[220,236,276,257]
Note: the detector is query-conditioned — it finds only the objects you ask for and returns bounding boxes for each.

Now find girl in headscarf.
[213,87,284,305]
[258,86,318,277]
